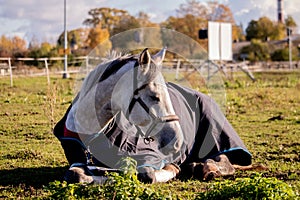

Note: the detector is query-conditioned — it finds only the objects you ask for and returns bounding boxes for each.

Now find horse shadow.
[0,166,68,188]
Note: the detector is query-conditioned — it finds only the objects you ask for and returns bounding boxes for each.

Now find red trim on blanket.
[64,125,80,139]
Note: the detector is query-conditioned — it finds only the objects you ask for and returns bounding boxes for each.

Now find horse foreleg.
[154,164,180,183]
[232,163,268,171]
[203,155,268,180]
[202,154,236,180]
[64,166,107,184]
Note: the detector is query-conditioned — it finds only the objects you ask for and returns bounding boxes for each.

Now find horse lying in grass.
[54,48,254,184]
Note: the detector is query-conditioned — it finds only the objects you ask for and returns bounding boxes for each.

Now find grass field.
[0,70,299,199]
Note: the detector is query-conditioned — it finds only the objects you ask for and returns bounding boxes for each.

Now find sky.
[0,0,299,45]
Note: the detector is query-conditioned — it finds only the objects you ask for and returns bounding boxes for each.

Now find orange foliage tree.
[0,35,26,57]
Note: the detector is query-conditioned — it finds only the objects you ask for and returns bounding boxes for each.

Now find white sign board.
[208,21,232,61]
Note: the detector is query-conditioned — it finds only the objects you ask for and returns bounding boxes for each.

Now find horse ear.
[138,48,151,74]
[153,47,166,66]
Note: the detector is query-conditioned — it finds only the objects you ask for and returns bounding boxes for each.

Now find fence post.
[175,59,181,80]
[44,58,50,85]
[85,56,89,74]
[8,57,13,87]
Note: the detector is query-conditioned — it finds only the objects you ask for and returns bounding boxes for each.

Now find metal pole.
[62,0,69,78]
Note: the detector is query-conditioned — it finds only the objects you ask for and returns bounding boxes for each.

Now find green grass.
[0,71,299,199]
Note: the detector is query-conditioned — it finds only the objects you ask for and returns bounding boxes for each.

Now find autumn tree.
[234,23,246,42]
[271,47,299,61]
[245,16,285,41]
[176,1,236,27]
[83,7,129,34]
[240,39,273,61]
[177,0,208,17]
[165,15,206,43]
[112,11,158,35]
[83,7,138,52]
[28,42,53,57]
[207,2,235,22]
[285,15,297,28]
[163,0,208,52]
[86,23,111,49]
[0,35,26,57]
[110,12,161,53]
[83,8,161,53]
[83,7,158,34]
[57,28,89,49]
[163,14,207,57]
[206,1,243,41]
[136,12,157,27]
[163,0,240,51]
[111,15,140,35]
[11,36,27,56]
[285,15,297,36]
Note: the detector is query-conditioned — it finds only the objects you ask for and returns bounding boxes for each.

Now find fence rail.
[0,56,299,86]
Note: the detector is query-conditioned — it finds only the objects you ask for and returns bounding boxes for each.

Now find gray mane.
[79,54,132,99]
[80,52,161,100]
[98,55,137,82]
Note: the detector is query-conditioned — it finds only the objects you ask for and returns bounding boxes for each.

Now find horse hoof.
[214,154,235,175]
[64,166,94,184]
[204,171,220,181]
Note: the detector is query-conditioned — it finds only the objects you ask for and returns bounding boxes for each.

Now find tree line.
[0,0,298,67]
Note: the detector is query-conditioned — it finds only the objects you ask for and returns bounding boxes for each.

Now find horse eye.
[150,96,160,102]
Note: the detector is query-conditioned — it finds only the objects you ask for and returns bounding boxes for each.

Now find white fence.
[0,58,13,86]
[0,56,299,86]
[0,56,88,86]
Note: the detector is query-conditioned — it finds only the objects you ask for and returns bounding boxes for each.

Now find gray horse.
[54,48,253,184]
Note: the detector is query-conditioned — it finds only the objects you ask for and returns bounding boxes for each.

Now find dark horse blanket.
[54,82,251,176]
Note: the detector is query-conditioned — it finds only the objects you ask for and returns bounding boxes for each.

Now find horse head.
[111,48,184,155]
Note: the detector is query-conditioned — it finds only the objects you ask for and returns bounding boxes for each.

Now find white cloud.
[0,0,299,45]
[235,9,250,17]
